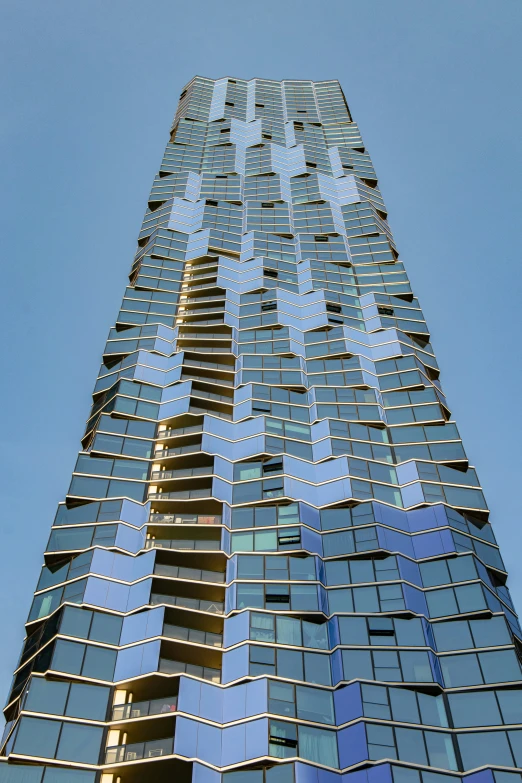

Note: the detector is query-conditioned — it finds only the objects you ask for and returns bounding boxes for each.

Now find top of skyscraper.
[173,76,353,128]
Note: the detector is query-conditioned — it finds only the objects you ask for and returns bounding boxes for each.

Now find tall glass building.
[2,76,522,783]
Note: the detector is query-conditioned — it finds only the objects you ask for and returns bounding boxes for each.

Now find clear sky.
[1,0,521,706]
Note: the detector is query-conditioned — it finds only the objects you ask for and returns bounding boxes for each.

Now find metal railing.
[151,593,224,614]
[105,737,173,764]
[112,697,177,721]
[159,658,220,682]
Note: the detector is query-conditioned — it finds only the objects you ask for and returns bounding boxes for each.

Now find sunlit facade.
[2,76,522,783]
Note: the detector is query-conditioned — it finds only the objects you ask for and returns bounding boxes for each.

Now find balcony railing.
[183,261,218,272]
[183,358,232,371]
[159,658,220,682]
[189,406,232,420]
[153,443,202,457]
[148,489,212,500]
[154,563,225,583]
[182,345,232,354]
[179,332,231,339]
[178,306,225,315]
[146,538,221,551]
[183,261,219,271]
[177,318,224,326]
[151,466,213,480]
[151,593,224,614]
[181,281,218,292]
[182,270,218,280]
[191,389,233,403]
[148,512,221,525]
[181,372,234,387]
[179,295,225,304]
[158,424,203,438]
[105,737,173,764]
[112,697,177,721]
[164,623,222,647]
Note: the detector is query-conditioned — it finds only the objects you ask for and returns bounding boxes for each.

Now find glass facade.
[1,75,521,783]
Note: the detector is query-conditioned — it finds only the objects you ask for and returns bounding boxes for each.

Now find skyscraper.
[2,74,521,783]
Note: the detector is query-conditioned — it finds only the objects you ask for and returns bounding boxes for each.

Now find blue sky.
[1,0,521,704]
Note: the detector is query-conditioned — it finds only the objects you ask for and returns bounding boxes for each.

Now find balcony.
[146,537,221,551]
[159,658,220,682]
[151,466,213,480]
[164,623,222,647]
[105,736,173,764]
[189,406,232,420]
[192,389,233,404]
[151,592,223,614]
[148,512,221,525]
[181,371,234,387]
[154,562,225,583]
[182,344,232,354]
[182,269,218,279]
[178,305,225,316]
[157,424,203,439]
[183,358,233,372]
[179,295,226,304]
[148,489,213,501]
[112,697,177,721]
[177,317,225,327]
[181,281,218,292]
[152,443,203,458]
[179,331,231,339]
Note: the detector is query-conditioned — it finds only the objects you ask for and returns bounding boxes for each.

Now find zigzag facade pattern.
[1,76,521,783]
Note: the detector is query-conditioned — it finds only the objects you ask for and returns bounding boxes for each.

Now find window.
[268,681,335,724]
[458,731,514,770]
[13,717,103,765]
[24,679,69,717]
[440,650,521,687]
[299,725,338,767]
[51,640,116,681]
[223,768,294,783]
[342,649,432,683]
[238,583,318,612]
[433,616,511,652]
[249,645,330,684]
[14,717,61,759]
[448,691,502,728]
[269,721,297,758]
[56,723,103,764]
[362,684,448,727]
[269,721,337,767]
